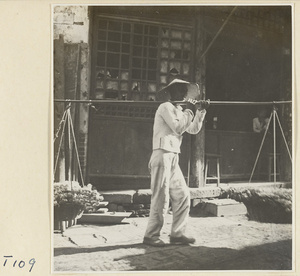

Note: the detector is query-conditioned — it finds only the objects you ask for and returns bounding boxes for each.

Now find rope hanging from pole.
[249,111,274,183]
[53,110,67,143]
[53,103,85,186]
[68,108,85,187]
[273,106,277,183]
[275,111,292,162]
[249,106,293,183]
[54,108,69,177]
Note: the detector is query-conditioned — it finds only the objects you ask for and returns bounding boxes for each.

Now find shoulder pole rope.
[249,111,273,183]
[54,103,85,187]
[53,109,67,144]
[67,107,85,187]
[54,107,69,177]
[275,111,292,161]
[67,106,72,183]
[249,105,292,183]
[273,106,277,183]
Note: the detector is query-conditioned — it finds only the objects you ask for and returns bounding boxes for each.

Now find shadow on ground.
[54,239,292,271]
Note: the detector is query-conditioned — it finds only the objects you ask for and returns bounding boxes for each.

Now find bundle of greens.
[221,187,292,223]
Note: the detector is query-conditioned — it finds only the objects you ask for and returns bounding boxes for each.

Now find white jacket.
[253,117,269,133]
[152,102,206,153]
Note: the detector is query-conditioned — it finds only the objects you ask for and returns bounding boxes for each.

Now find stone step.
[99,182,288,206]
[99,190,136,204]
[189,187,222,199]
[97,201,109,207]
[133,189,152,204]
[78,212,132,224]
[100,187,222,205]
[202,198,247,217]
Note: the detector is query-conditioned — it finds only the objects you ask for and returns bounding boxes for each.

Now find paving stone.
[53,233,77,248]
[67,233,107,247]
[53,210,292,272]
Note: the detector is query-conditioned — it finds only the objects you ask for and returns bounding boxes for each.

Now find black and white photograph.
[52,4,294,273]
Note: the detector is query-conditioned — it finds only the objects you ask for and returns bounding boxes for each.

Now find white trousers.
[144,149,190,239]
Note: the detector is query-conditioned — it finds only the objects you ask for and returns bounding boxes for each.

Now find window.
[92,16,194,100]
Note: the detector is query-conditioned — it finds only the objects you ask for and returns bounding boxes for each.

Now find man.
[253,108,270,133]
[143,79,208,247]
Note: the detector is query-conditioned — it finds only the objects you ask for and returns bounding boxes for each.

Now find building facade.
[53,5,292,190]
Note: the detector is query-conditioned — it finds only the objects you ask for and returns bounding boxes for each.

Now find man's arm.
[160,103,194,135]
[186,109,206,134]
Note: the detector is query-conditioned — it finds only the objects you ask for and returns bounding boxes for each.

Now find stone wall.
[53,6,91,182]
[53,6,89,44]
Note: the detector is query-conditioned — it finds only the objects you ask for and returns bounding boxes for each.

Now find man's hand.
[196,99,210,111]
[184,98,198,105]
[186,102,196,116]
[184,98,210,114]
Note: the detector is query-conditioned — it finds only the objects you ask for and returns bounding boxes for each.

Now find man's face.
[170,84,188,101]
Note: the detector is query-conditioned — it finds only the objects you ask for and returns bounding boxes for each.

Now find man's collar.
[175,104,183,111]
[168,100,183,110]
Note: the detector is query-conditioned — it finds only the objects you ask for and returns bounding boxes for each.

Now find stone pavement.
[53,212,293,272]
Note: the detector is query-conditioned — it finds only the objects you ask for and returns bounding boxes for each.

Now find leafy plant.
[220,187,292,223]
[54,182,104,214]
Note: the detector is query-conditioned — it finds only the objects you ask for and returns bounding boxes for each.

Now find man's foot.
[143,237,166,247]
[170,235,196,245]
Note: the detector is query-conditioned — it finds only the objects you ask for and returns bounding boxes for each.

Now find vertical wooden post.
[279,26,292,182]
[54,35,66,182]
[273,107,277,182]
[190,14,206,187]
[72,44,81,183]
[78,43,90,184]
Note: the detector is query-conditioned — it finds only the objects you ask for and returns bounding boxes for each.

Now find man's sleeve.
[161,103,194,135]
[186,109,206,134]
[253,118,260,133]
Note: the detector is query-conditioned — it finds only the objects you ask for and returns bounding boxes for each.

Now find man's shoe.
[170,235,196,245]
[143,237,166,247]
